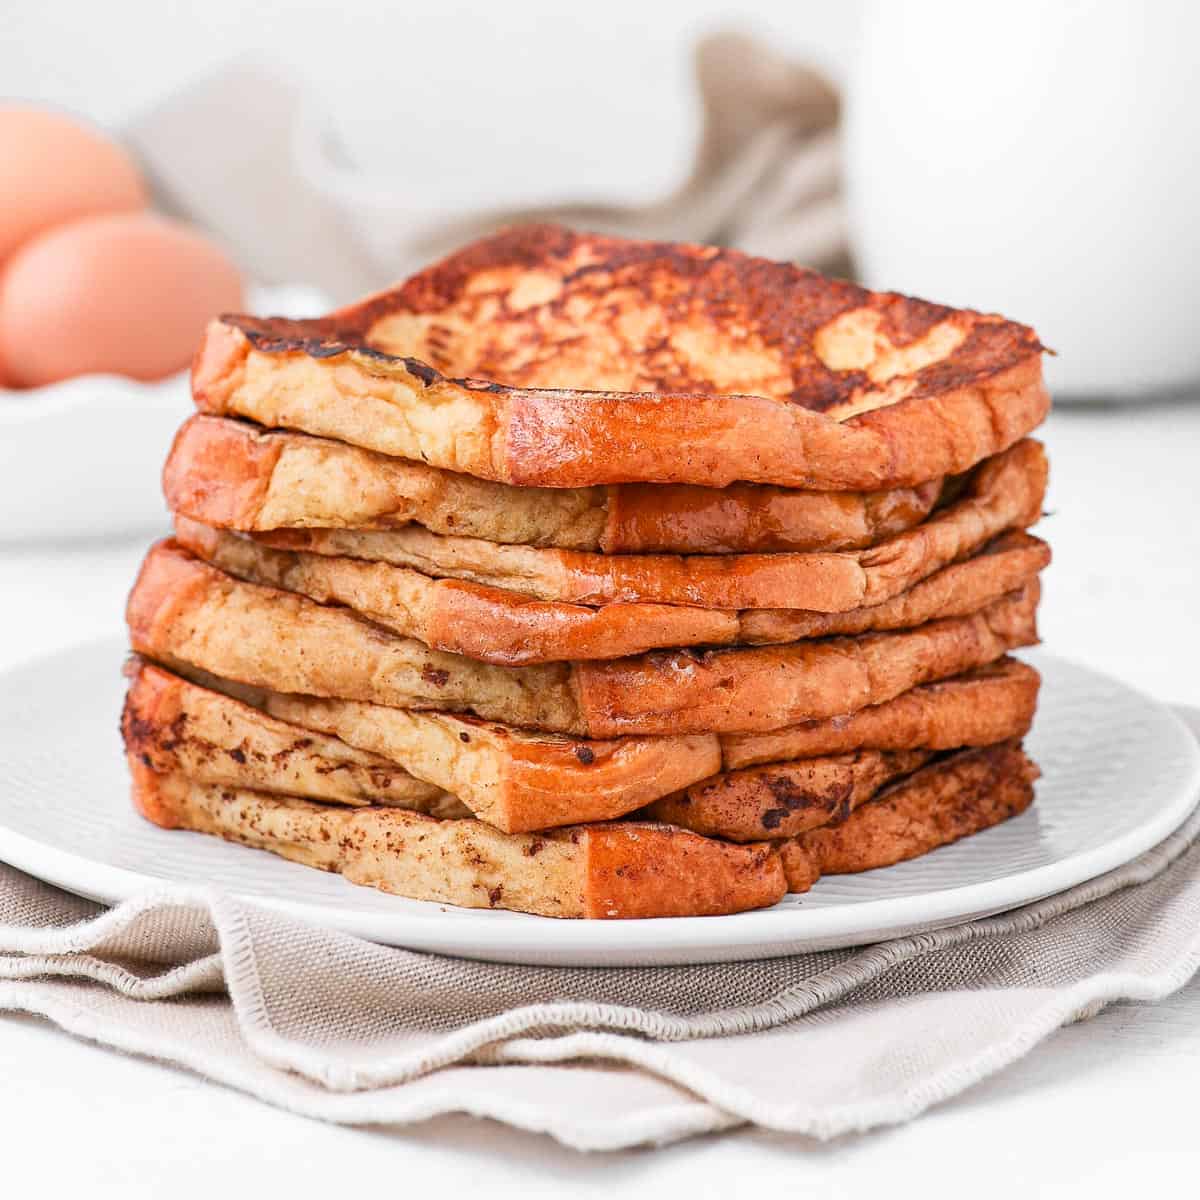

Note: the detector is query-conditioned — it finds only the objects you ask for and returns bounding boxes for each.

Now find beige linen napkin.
[125,31,849,303]
[1,713,1198,1151]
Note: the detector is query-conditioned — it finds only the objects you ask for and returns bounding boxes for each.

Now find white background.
[3,1,1200,1192]
[0,0,858,218]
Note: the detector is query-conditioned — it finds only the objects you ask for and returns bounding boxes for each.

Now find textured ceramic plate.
[0,639,1197,966]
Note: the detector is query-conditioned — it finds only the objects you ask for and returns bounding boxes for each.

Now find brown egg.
[0,106,147,265]
[0,213,244,387]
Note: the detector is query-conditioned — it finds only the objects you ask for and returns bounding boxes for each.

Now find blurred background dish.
[0,285,326,542]
[846,0,1200,401]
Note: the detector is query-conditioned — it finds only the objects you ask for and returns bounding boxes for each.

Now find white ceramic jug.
[845,0,1200,400]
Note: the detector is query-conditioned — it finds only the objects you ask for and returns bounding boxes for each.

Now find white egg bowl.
[0,285,328,543]
[0,368,189,541]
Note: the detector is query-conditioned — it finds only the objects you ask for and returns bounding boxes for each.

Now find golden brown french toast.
[246,439,1047,612]
[126,659,720,834]
[127,541,1039,736]
[165,415,942,554]
[722,658,1041,768]
[129,756,787,919]
[738,531,1048,643]
[122,659,465,815]
[644,748,933,842]
[174,515,738,665]
[175,516,1047,664]
[778,742,1038,892]
[128,742,1036,914]
[192,226,1047,490]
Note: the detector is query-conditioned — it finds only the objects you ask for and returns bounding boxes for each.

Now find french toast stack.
[122,227,1050,919]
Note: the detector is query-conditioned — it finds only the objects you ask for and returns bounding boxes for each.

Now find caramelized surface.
[229,225,1042,420]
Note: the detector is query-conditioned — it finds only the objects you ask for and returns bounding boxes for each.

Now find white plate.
[0,639,1197,966]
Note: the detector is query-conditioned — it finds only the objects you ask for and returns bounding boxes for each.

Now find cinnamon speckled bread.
[138,656,1039,838]
[644,748,935,842]
[125,659,721,834]
[192,226,1048,490]
[122,659,465,815]
[737,532,1047,644]
[177,514,1047,664]
[778,742,1038,892]
[722,658,1041,768]
[645,740,1036,860]
[127,541,1039,737]
[127,742,1036,914]
[247,439,1047,611]
[128,757,788,919]
[166,414,943,554]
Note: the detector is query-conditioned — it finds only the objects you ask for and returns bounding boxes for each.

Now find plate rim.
[1,638,1197,965]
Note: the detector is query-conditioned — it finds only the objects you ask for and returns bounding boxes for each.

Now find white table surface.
[1,402,1198,1194]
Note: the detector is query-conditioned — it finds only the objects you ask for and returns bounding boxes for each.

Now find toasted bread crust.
[740,531,1048,643]
[129,758,787,918]
[166,416,943,554]
[164,415,610,549]
[126,541,584,731]
[644,748,933,842]
[231,683,720,835]
[581,823,785,919]
[604,477,942,555]
[250,439,1047,612]
[722,658,1041,767]
[193,226,1047,489]
[253,692,721,834]
[128,541,1039,736]
[779,742,1038,891]
[574,584,1039,737]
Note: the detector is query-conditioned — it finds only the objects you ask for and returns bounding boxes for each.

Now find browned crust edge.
[164,414,945,555]
[721,658,1042,768]
[644,748,935,842]
[192,226,1048,490]
[780,741,1038,891]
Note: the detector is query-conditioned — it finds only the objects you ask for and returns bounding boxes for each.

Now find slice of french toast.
[165,415,942,554]
[778,742,1038,892]
[123,659,1034,842]
[192,225,1048,490]
[122,659,465,816]
[127,541,1039,737]
[127,742,1036,914]
[124,659,719,834]
[722,658,1041,768]
[644,747,934,842]
[175,516,1047,664]
[245,439,1047,611]
[738,531,1048,644]
[174,515,739,665]
[128,756,788,919]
